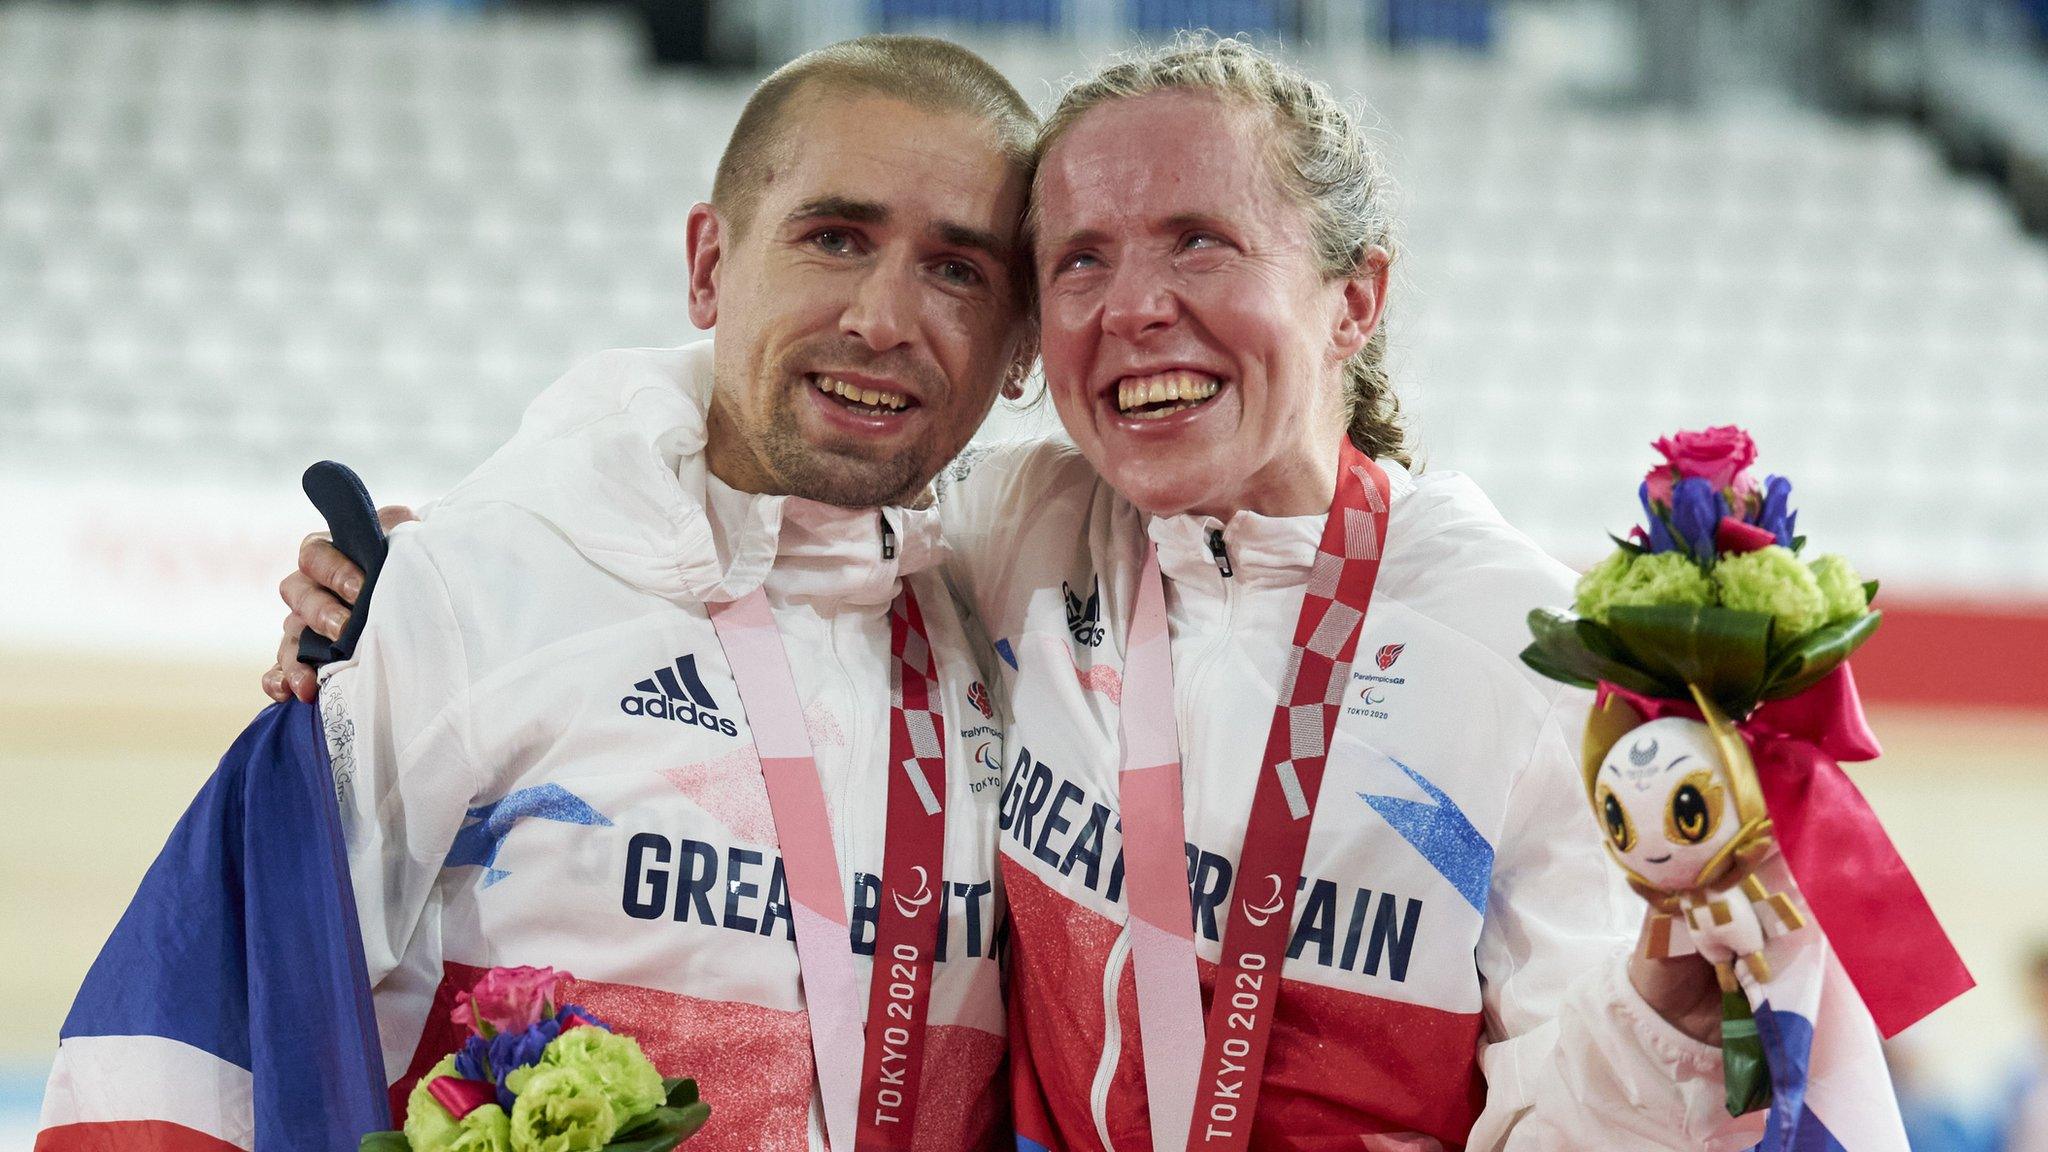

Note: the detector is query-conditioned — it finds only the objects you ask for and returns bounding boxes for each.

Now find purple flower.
[1752,474,1796,547]
[456,1018,562,1111]
[1638,480,1678,553]
[1669,477,1727,561]
[554,1003,611,1032]
[455,1034,490,1083]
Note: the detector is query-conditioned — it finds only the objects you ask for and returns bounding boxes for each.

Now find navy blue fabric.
[1386,0,1495,48]
[59,699,391,1149]
[1752,1001,1848,1152]
[873,0,1059,30]
[1128,0,1283,35]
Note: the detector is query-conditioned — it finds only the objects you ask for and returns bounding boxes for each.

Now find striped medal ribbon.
[707,580,947,1152]
[1117,440,1392,1152]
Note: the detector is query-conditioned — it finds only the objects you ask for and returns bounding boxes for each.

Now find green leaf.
[1719,989,1772,1116]
[614,1113,662,1141]
[1760,610,1883,700]
[663,1078,700,1109]
[1519,642,1598,690]
[606,1129,683,1152]
[606,1103,713,1152]
[1524,609,1680,697]
[359,1133,413,1152]
[1790,534,1807,554]
[1607,533,1647,556]
[1862,579,1880,605]
[1602,605,1775,716]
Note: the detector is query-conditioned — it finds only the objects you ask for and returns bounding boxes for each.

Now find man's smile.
[813,375,912,411]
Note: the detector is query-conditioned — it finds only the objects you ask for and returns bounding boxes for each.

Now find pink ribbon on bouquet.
[1598,665,1973,1037]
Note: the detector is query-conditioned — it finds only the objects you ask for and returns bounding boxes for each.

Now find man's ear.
[686,202,725,330]
[1003,324,1041,400]
[1330,244,1392,363]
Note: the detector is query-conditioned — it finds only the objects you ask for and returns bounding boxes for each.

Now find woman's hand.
[1628,949,1725,1046]
[262,505,418,702]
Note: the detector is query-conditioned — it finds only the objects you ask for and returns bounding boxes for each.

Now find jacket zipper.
[1178,524,1238,780]
[1089,928,1134,1152]
[1207,527,1233,578]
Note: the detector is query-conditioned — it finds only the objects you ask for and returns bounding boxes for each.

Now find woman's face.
[1032,89,1384,519]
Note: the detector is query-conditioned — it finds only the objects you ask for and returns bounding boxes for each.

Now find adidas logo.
[620,655,739,736]
[1064,579,1104,648]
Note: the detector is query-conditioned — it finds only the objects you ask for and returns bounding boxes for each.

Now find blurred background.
[2,0,2046,1147]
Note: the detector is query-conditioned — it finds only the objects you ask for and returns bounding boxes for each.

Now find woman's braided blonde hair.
[1034,34,1408,465]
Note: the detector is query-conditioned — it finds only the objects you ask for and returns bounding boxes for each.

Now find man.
[268,34,1035,1151]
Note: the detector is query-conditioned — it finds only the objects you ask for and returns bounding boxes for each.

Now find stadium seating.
[0,0,2042,593]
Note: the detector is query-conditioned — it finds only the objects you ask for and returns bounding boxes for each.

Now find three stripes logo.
[1064,579,1104,648]
[620,655,739,736]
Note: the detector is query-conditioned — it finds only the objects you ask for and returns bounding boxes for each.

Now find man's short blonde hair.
[711,35,1039,241]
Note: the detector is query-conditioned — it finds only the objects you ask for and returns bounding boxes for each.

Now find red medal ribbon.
[1108,439,1392,1152]
[856,591,948,1151]
[1189,442,1391,1151]
[1599,666,1972,1037]
[709,579,948,1152]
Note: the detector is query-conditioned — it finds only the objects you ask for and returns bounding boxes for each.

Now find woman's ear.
[686,202,724,331]
[1331,244,1392,363]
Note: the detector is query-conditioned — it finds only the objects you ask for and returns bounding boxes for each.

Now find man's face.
[689,91,1030,508]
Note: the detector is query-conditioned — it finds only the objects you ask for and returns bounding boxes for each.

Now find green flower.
[506,1066,617,1152]
[447,1105,512,1152]
[1574,549,1713,625]
[1573,550,1632,623]
[403,1056,464,1152]
[1808,554,1869,623]
[1714,545,1828,641]
[528,1027,666,1129]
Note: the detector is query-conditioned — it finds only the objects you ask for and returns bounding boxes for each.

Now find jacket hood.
[432,340,946,606]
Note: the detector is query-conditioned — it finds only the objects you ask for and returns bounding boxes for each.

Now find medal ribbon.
[707,581,947,1152]
[855,590,948,1150]
[1118,440,1393,1152]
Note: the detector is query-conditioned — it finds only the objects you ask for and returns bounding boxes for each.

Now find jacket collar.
[1146,457,1417,590]
[434,339,945,607]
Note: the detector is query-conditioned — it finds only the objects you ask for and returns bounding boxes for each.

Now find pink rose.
[450,965,572,1038]
[1641,466,1676,510]
[1651,426,1758,492]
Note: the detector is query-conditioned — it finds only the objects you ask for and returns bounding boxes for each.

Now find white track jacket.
[319,342,1009,1152]
[934,439,1767,1152]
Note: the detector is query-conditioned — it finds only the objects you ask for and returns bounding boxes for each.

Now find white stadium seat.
[0,0,2044,595]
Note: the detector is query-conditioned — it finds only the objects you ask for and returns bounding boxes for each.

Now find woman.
[931,38,1750,1151]
[271,36,1752,1151]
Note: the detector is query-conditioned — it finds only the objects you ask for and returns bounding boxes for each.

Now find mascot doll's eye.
[1664,769,1724,845]
[1596,786,1636,853]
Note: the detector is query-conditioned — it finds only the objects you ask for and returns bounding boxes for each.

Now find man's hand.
[262,505,418,703]
[1628,949,1725,1046]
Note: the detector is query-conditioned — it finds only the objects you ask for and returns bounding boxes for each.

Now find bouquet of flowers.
[1519,427,1970,1130]
[360,967,710,1152]
[1524,424,1879,718]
